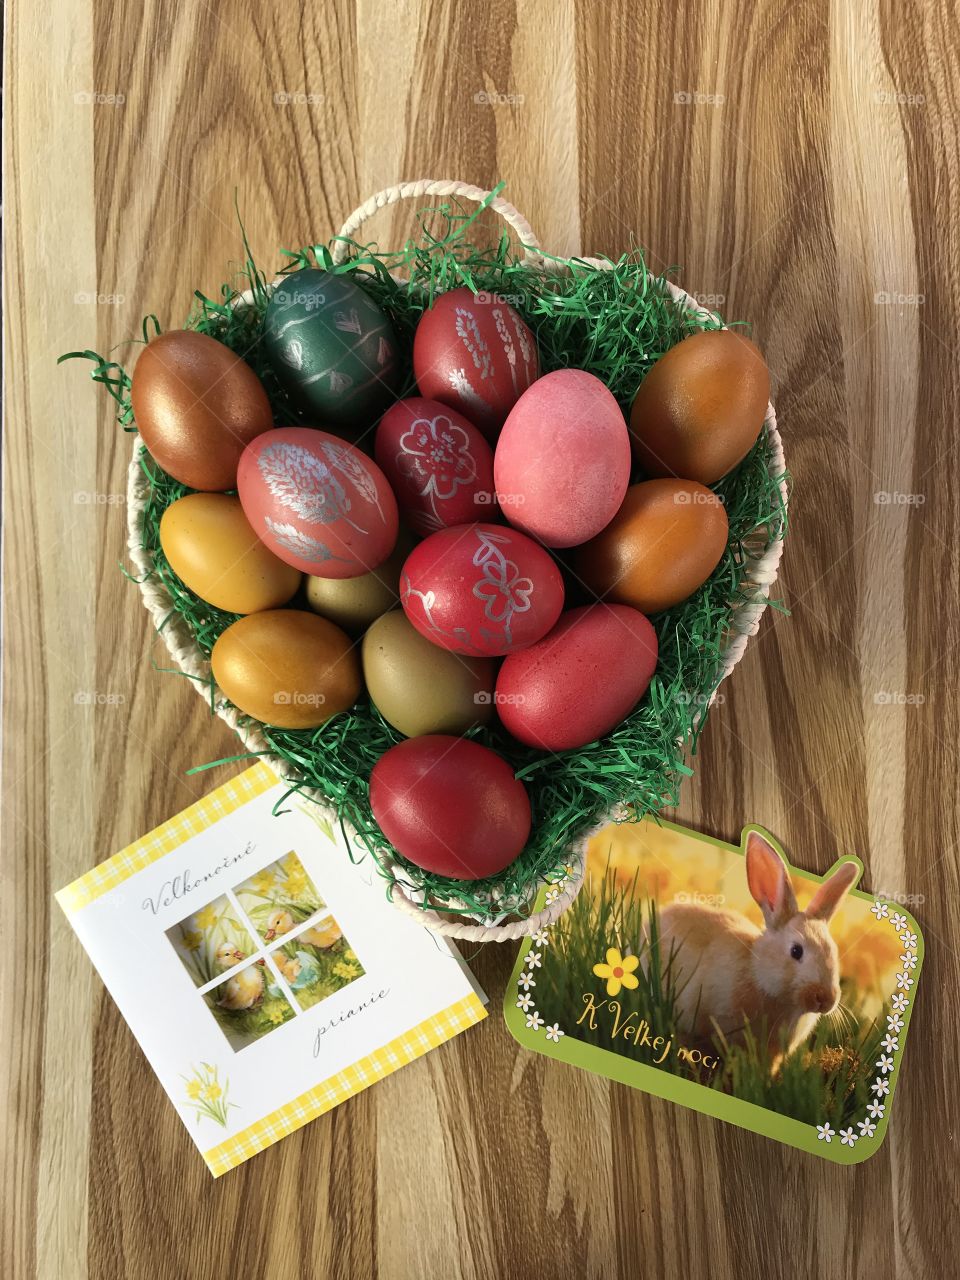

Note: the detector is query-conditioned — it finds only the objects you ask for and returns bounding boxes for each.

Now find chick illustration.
[264,909,295,941]
[216,964,264,1011]
[214,942,245,971]
[272,951,302,984]
[299,918,342,950]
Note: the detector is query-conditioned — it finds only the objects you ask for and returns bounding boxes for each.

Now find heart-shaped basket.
[125,179,788,942]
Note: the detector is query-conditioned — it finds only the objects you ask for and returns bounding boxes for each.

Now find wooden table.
[4,2,956,1276]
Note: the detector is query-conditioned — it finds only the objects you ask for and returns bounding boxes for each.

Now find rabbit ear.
[806,862,859,922]
[746,831,797,928]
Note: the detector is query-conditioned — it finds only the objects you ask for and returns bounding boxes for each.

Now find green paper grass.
[62,193,788,922]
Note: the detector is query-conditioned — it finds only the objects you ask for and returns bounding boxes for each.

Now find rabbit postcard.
[56,763,487,1176]
[505,816,923,1163]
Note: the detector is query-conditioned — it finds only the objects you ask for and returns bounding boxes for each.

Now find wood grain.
[3,1,959,1276]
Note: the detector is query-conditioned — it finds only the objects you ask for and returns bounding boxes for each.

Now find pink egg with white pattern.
[237,427,398,579]
[494,369,632,548]
[374,398,496,536]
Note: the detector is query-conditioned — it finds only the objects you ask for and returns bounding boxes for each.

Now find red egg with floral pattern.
[400,523,564,657]
[237,427,398,579]
[413,288,540,441]
[375,397,496,536]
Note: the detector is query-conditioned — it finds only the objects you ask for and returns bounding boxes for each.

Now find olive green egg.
[362,612,496,738]
[305,535,408,633]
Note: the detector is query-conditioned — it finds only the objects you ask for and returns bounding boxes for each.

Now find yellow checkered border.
[55,762,279,914]
[202,991,487,1176]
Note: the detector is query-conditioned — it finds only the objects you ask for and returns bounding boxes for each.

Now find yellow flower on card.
[202,1083,222,1101]
[186,1079,202,1099]
[264,1002,287,1025]
[182,930,203,952]
[251,870,275,896]
[593,947,639,997]
[194,905,218,932]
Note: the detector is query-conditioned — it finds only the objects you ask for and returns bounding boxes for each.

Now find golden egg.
[362,611,494,738]
[211,610,361,729]
[159,494,301,614]
[629,330,769,484]
[574,480,729,614]
[305,532,410,633]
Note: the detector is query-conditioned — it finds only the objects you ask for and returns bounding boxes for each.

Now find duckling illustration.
[273,951,302,984]
[214,942,245,971]
[216,964,264,1011]
[264,909,295,941]
[299,918,342,950]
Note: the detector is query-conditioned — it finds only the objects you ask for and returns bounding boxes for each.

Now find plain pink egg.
[400,522,564,657]
[494,369,631,548]
[495,604,658,750]
[237,427,398,579]
[375,397,496,535]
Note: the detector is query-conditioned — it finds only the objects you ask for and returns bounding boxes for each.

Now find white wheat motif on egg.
[321,441,386,522]
[257,442,358,526]
[264,518,341,565]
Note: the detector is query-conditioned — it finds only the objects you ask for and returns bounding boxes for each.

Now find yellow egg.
[305,533,409,633]
[159,494,301,614]
[211,610,361,729]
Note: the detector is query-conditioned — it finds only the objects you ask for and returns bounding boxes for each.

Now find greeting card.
[505,816,922,1162]
[58,763,486,1175]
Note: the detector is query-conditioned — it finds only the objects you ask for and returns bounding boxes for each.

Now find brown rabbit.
[654,831,859,1068]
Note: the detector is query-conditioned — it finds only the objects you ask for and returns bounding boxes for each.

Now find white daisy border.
[517,882,918,1152]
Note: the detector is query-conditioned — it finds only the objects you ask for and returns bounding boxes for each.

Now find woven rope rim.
[127,180,787,943]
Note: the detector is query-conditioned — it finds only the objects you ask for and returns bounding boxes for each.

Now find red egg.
[496,604,658,750]
[237,427,398,578]
[400,523,564,657]
[375,397,496,536]
[413,288,539,441]
[495,369,631,548]
[369,735,531,880]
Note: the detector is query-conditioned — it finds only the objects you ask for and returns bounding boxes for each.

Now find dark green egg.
[264,268,400,430]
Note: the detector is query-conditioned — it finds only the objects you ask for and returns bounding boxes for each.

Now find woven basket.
[127,179,787,943]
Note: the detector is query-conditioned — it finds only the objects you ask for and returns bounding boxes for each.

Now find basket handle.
[385,854,586,942]
[332,179,542,266]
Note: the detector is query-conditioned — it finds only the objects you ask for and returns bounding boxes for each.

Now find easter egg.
[362,611,495,738]
[574,480,728,614]
[495,605,658,750]
[375,397,496,535]
[305,532,410,634]
[400,523,564,657]
[413,288,539,441]
[629,330,770,484]
[238,427,399,579]
[264,268,399,430]
[130,330,273,490]
[369,736,531,880]
[494,370,631,548]
[159,494,301,614]
[210,610,361,729]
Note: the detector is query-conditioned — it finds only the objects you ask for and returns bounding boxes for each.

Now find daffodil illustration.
[202,1083,222,1102]
[195,905,219,932]
[251,870,276,896]
[182,930,203,953]
[181,1063,235,1127]
[185,1079,202,1100]
[593,947,640,997]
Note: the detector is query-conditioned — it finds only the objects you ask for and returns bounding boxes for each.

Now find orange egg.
[573,480,729,614]
[160,494,301,614]
[629,330,769,484]
[211,610,361,729]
